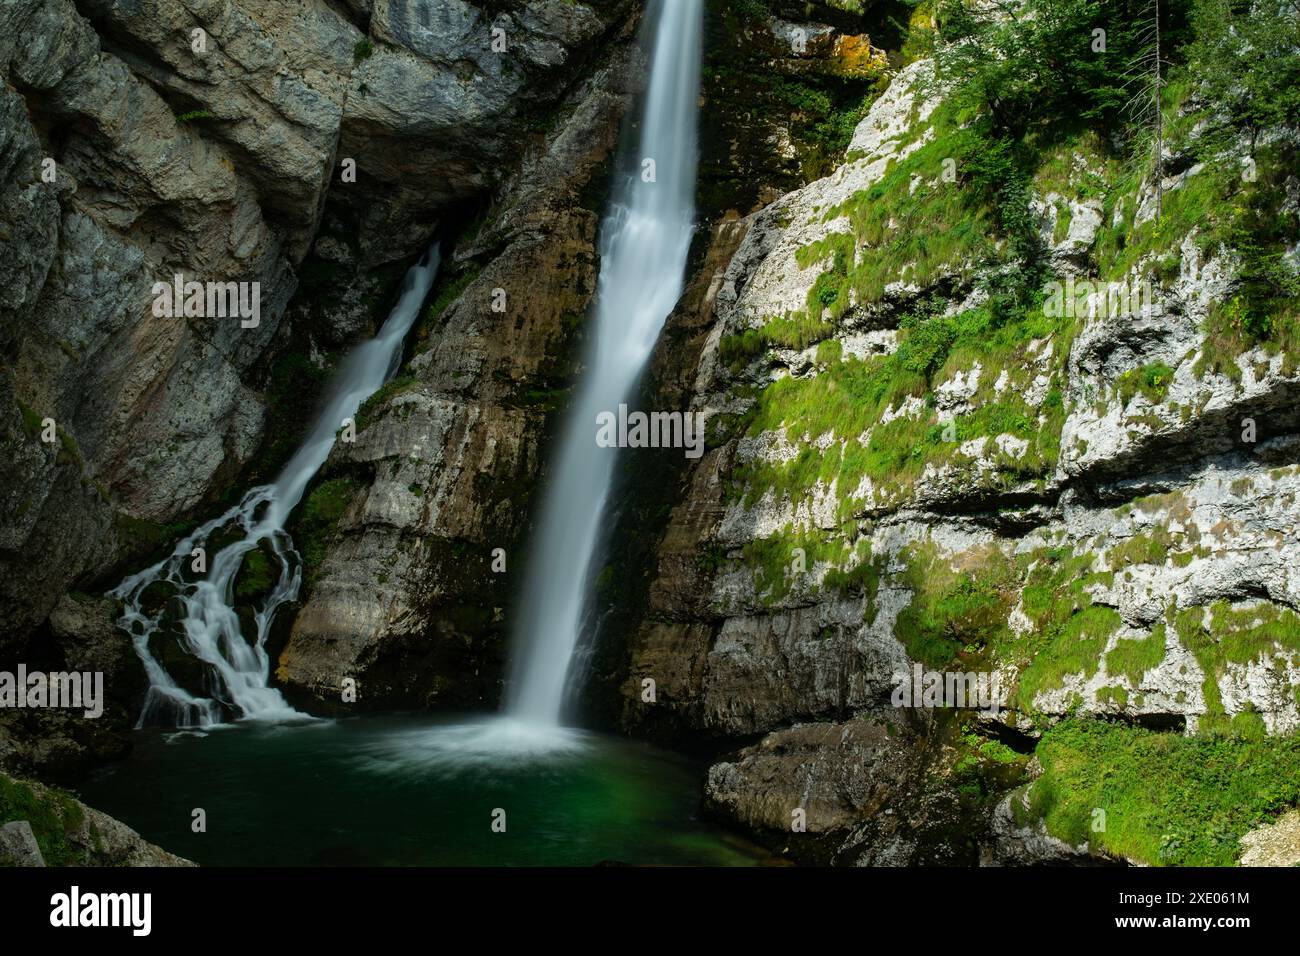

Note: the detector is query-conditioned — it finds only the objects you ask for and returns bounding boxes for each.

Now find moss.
[233,548,276,602]
[514,384,572,412]
[815,100,998,308]
[15,399,44,439]
[822,537,879,598]
[1015,602,1121,705]
[735,526,877,608]
[416,266,482,348]
[1106,525,1176,569]
[1097,684,1129,709]
[893,543,1121,710]
[294,478,360,587]
[894,541,1015,669]
[255,351,331,484]
[0,774,89,866]
[15,399,84,468]
[728,298,1073,516]
[951,721,1031,802]
[114,513,194,562]
[352,38,374,63]
[355,374,419,429]
[1027,719,1300,865]
[1095,132,1300,384]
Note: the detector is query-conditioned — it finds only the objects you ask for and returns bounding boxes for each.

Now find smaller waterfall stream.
[111,245,441,727]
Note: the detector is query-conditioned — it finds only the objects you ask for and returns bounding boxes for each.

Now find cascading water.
[111,246,441,728]
[505,0,703,727]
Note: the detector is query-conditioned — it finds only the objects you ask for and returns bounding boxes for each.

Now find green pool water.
[76,713,767,866]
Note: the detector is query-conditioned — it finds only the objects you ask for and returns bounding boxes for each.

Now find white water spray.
[111,246,441,727]
[505,0,703,727]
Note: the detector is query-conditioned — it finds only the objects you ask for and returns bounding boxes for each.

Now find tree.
[1187,0,1300,153]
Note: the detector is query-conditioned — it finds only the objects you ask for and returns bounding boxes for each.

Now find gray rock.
[0,820,46,866]
[1,0,635,664]
[278,40,641,708]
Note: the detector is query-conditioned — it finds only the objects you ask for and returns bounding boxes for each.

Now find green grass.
[1116,361,1175,406]
[733,526,877,608]
[1105,624,1167,683]
[887,542,1125,711]
[1174,599,1300,735]
[1028,719,1300,865]
[0,774,88,866]
[1010,549,1120,706]
[727,301,1072,515]
[808,101,998,309]
[718,110,1114,514]
[893,541,1015,668]
[1093,116,1300,387]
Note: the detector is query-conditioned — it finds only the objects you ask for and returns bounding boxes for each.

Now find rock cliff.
[4,0,1299,869]
[0,0,636,749]
[595,22,1300,865]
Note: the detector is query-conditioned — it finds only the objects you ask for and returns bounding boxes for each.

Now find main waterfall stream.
[79,0,754,866]
[507,0,702,727]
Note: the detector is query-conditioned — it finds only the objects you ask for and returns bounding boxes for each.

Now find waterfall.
[505,0,703,726]
[110,245,441,728]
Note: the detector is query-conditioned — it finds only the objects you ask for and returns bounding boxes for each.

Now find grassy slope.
[709,0,1300,864]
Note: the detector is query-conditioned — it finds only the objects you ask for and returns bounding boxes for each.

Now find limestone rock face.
[1,0,291,646]
[1239,809,1300,867]
[0,593,146,777]
[600,56,1300,864]
[0,821,46,866]
[0,0,636,662]
[278,41,642,708]
[703,714,989,866]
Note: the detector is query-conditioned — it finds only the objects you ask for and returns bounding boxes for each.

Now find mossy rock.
[0,774,87,866]
[233,543,279,605]
[138,579,178,616]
